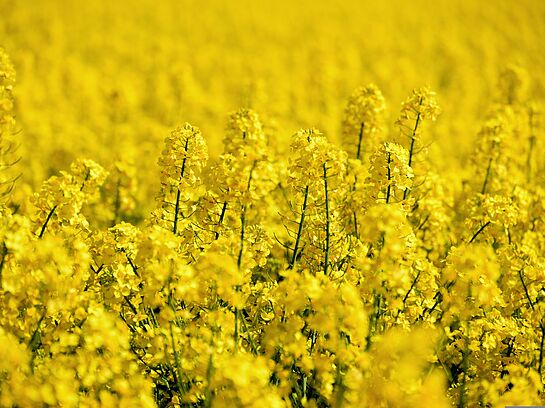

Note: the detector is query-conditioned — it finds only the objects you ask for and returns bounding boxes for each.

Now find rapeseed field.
[2,0,545,406]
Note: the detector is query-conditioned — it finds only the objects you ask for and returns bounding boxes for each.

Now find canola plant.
[1,0,545,406]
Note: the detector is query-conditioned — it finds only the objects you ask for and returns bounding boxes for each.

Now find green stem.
[38,205,57,239]
[356,122,365,160]
[518,269,545,378]
[234,307,239,353]
[353,212,359,239]
[468,221,491,244]
[124,253,140,278]
[481,158,493,195]
[323,163,331,275]
[365,292,381,351]
[386,152,392,204]
[403,97,422,200]
[407,97,423,168]
[539,322,545,378]
[173,138,189,234]
[351,173,359,238]
[173,189,182,234]
[0,242,6,289]
[407,135,417,168]
[239,312,259,354]
[518,268,535,311]
[403,139,415,200]
[29,311,46,352]
[403,269,422,304]
[237,205,246,270]
[215,201,228,239]
[236,161,255,270]
[289,185,309,270]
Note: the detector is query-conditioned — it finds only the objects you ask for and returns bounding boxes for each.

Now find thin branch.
[38,205,58,239]
[288,185,309,270]
[386,152,392,204]
[356,122,365,160]
[481,158,493,195]
[323,163,331,275]
[173,138,190,234]
[214,201,228,239]
[468,221,491,244]
[403,96,423,200]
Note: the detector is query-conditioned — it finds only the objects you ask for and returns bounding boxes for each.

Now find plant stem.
[240,312,259,354]
[237,205,246,270]
[125,253,140,277]
[29,311,46,352]
[289,185,309,269]
[237,161,255,269]
[173,138,189,234]
[386,152,392,203]
[356,122,365,160]
[468,221,491,244]
[403,269,422,304]
[215,201,228,239]
[403,97,422,200]
[38,205,57,239]
[539,322,545,378]
[518,269,545,377]
[234,307,239,353]
[0,242,6,289]
[481,157,493,195]
[353,212,358,239]
[366,292,381,350]
[323,163,331,275]
[407,97,423,168]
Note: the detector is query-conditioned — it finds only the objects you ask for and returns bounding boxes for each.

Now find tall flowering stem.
[154,123,208,238]
[395,87,440,200]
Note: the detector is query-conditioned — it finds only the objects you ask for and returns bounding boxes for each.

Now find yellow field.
[1,0,545,406]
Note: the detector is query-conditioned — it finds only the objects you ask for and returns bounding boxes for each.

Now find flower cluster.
[1,6,545,406]
[341,84,386,160]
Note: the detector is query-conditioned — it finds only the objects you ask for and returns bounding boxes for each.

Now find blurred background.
[1,0,544,211]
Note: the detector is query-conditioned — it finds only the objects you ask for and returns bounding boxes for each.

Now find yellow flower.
[341,84,386,160]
